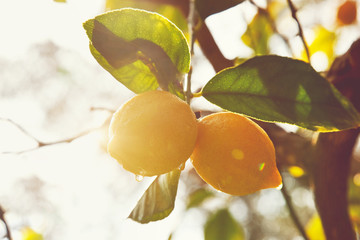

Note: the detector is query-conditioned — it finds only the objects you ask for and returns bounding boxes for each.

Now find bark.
[314,39,360,240]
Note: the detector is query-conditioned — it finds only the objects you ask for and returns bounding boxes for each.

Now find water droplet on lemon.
[179,162,186,171]
[135,175,144,182]
[276,183,283,190]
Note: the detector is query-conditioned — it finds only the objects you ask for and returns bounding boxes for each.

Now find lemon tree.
[83,4,360,240]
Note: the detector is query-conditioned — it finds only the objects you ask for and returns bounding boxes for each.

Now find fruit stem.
[192,91,202,98]
[185,0,197,104]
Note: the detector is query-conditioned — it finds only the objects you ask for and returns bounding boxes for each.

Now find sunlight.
[258,162,265,171]
[0,0,103,61]
[1,0,360,239]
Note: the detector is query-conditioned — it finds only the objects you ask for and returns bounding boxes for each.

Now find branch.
[0,117,43,146]
[313,39,360,240]
[286,0,311,63]
[280,177,310,240]
[0,205,12,240]
[185,0,197,103]
[256,121,311,239]
[197,23,234,72]
[0,111,111,154]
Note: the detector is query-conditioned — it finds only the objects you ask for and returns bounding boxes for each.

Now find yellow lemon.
[108,90,197,176]
[191,112,282,196]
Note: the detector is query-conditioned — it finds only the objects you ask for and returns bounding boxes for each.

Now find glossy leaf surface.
[105,0,188,32]
[202,55,360,132]
[83,8,190,96]
[129,169,181,223]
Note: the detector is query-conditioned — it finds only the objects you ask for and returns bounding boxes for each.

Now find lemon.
[191,112,282,196]
[108,90,198,176]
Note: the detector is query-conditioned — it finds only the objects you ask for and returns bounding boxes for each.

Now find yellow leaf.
[268,0,287,20]
[241,11,273,55]
[288,166,305,178]
[307,208,360,240]
[301,26,337,62]
[22,227,43,240]
[306,214,326,240]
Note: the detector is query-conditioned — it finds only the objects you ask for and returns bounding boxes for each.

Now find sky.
[0,0,104,61]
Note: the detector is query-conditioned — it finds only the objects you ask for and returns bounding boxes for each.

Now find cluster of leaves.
[83,0,360,236]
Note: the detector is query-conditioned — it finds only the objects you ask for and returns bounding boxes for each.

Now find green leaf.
[196,0,245,20]
[202,55,360,132]
[105,0,188,32]
[241,10,273,55]
[186,188,214,209]
[129,169,181,224]
[83,8,190,97]
[204,209,245,240]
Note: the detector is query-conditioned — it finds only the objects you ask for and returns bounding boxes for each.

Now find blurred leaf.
[129,169,181,224]
[307,208,360,240]
[204,209,245,240]
[105,0,188,32]
[53,0,66,2]
[288,166,305,178]
[83,9,190,97]
[306,214,325,240]
[196,0,245,19]
[186,188,214,209]
[349,205,360,233]
[202,55,360,132]
[241,11,273,55]
[348,176,360,204]
[267,0,287,20]
[22,227,44,240]
[302,26,337,62]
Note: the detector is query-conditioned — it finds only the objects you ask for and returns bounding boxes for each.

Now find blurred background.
[0,0,360,239]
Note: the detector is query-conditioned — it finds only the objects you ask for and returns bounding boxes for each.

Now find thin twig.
[90,106,115,113]
[185,0,197,104]
[248,0,294,57]
[0,205,12,240]
[280,175,310,240]
[0,118,43,145]
[286,0,311,63]
[0,117,106,154]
